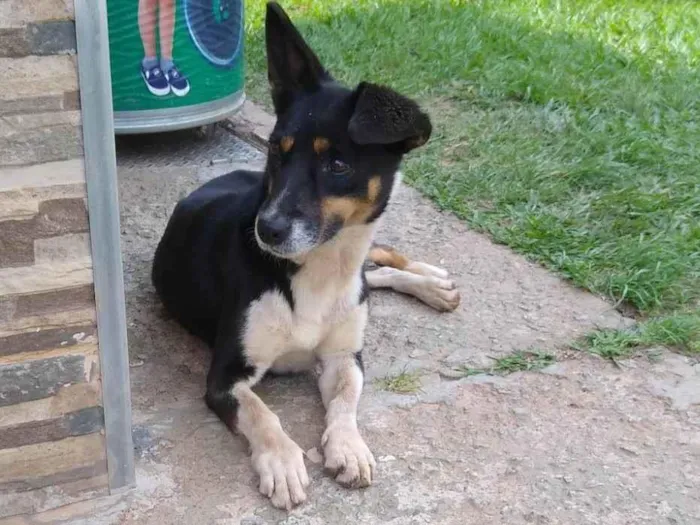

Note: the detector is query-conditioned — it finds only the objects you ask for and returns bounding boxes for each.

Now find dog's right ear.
[265,2,328,115]
[348,82,432,153]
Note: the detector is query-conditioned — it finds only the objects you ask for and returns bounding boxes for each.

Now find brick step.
[0,382,101,429]
[0,21,76,58]
[0,0,76,61]
[0,56,79,117]
[0,110,82,166]
[1,307,97,341]
[0,258,93,297]
[0,159,86,222]
[0,159,85,192]
[0,0,74,29]
[0,183,90,267]
[0,433,107,518]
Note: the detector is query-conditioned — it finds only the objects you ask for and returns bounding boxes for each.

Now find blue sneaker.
[165,66,190,97]
[141,64,170,96]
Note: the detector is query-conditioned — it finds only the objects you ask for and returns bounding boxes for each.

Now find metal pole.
[74,0,135,493]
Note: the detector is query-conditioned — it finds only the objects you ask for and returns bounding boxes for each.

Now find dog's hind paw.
[252,432,310,510]
[417,276,461,312]
[322,422,376,489]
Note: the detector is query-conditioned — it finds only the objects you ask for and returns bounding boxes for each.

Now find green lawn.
[243,0,700,354]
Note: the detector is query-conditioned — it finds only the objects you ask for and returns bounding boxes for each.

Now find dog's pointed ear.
[265,2,328,114]
[348,82,432,153]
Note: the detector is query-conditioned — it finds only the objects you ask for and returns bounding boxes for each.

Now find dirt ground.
[81,126,699,525]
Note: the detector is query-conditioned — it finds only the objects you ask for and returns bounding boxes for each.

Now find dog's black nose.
[257,215,291,246]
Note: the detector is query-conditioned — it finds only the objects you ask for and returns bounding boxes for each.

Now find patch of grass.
[446,351,556,378]
[375,370,422,394]
[583,312,700,360]
[244,0,700,354]
[491,351,556,374]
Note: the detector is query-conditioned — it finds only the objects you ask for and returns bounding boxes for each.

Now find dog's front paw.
[252,432,310,510]
[322,422,376,488]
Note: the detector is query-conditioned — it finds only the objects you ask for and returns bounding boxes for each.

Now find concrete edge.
[224,100,275,151]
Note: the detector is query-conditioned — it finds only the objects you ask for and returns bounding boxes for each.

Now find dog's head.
[255,2,432,259]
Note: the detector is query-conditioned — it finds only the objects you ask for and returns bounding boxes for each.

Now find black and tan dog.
[152,2,459,510]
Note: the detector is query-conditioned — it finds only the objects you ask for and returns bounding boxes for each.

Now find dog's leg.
[206,361,309,510]
[366,266,461,312]
[316,306,376,488]
[317,353,376,488]
[368,244,450,279]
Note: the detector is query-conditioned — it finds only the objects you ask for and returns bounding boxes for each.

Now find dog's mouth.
[255,236,289,259]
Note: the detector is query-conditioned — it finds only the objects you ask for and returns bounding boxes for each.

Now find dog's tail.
[367,244,449,279]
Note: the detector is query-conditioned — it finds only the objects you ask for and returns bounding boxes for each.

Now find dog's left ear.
[265,2,328,114]
[348,82,432,153]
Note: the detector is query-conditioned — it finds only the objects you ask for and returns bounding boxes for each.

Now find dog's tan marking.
[322,196,371,226]
[321,179,381,227]
[280,136,295,153]
[368,245,409,271]
[313,137,330,154]
[233,382,309,510]
[367,176,382,202]
[317,352,375,488]
[368,244,450,279]
[365,266,460,311]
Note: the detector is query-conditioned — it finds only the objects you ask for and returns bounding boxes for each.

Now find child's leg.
[158,0,175,62]
[138,0,158,61]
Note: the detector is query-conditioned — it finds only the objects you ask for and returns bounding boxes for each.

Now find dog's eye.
[330,159,350,174]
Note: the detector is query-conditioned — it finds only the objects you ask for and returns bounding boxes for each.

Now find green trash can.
[107,0,245,134]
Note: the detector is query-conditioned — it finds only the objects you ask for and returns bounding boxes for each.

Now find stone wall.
[0,0,108,519]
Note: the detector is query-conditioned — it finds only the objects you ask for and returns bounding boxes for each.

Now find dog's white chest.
[241,271,364,369]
